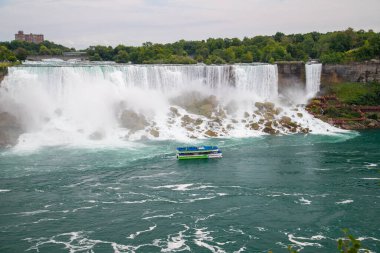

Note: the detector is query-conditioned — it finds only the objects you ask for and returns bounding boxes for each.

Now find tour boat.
[176,146,222,160]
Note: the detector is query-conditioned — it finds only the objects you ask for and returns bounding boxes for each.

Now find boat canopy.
[176,146,219,152]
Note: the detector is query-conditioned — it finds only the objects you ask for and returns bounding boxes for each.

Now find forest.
[1,28,379,64]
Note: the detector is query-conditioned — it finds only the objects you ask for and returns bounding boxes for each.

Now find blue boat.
[176,146,222,160]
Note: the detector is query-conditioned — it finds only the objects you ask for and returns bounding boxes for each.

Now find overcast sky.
[0,0,379,49]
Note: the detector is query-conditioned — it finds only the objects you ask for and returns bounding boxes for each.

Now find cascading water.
[0,62,340,149]
[305,63,322,99]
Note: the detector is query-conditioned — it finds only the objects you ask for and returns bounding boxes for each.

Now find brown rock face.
[119,110,149,132]
[321,62,380,85]
[250,123,260,130]
[150,129,160,137]
[204,130,218,137]
[181,115,195,126]
[0,112,23,147]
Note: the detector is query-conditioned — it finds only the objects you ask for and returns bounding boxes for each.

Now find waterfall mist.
[0,62,340,150]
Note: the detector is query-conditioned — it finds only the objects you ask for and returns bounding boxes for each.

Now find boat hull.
[177,153,223,160]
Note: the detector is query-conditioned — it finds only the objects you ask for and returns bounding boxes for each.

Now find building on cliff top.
[15,31,44,44]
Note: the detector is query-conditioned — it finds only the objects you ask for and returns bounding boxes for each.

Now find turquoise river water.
[0,131,379,253]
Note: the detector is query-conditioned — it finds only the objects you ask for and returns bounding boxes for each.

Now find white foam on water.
[152,184,194,191]
[357,236,380,242]
[298,197,312,205]
[0,189,11,192]
[287,233,325,248]
[233,246,247,253]
[336,199,354,204]
[255,227,267,232]
[360,178,380,180]
[194,228,226,253]
[153,224,190,252]
[142,212,183,220]
[127,224,157,239]
[17,209,50,216]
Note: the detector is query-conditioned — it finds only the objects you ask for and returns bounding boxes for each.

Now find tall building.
[15,31,44,43]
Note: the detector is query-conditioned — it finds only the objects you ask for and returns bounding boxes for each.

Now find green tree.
[39,45,51,55]
[114,50,129,63]
[14,47,28,61]
[241,52,253,63]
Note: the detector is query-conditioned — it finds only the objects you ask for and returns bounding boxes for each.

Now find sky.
[0,0,379,49]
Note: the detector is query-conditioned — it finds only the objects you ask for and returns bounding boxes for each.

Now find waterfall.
[305,63,322,98]
[0,62,337,149]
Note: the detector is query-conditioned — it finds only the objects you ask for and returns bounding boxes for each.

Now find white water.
[0,63,341,150]
[305,63,322,99]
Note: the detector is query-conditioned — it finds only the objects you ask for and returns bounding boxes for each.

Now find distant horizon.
[1,0,379,49]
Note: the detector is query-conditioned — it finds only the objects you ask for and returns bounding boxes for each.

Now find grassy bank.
[329,82,380,105]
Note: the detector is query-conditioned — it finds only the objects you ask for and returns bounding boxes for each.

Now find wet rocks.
[150,129,160,137]
[0,111,23,147]
[204,130,218,137]
[119,109,149,132]
[169,107,180,117]
[181,115,195,126]
[250,122,260,130]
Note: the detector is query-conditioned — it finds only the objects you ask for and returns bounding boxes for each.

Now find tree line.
[1,28,379,64]
[0,40,73,62]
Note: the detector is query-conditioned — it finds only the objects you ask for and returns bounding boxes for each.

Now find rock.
[244,112,250,118]
[170,107,180,116]
[215,109,227,119]
[89,131,104,140]
[274,108,283,115]
[231,119,238,123]
[150,129,160,137]
[256,102,275,112]
[264,112,274,120]
[213,117,223,125]
[194,118,203,125]
[264,102,275,111]
[297,113,303,118]
[119,109,149,132]
[250,123,260,130]
[263,126,276,135]
[0,112,23,147]
[366,119,378,128]
[255,102,265,111]
[181,115,195,125]
[241,119,247,123]
[204,130,218,137]
[280,116,292,124]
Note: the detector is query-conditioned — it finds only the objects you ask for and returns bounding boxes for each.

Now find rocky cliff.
[321,61,380,85]
[276,62,305,93]
[277,61,380,93]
